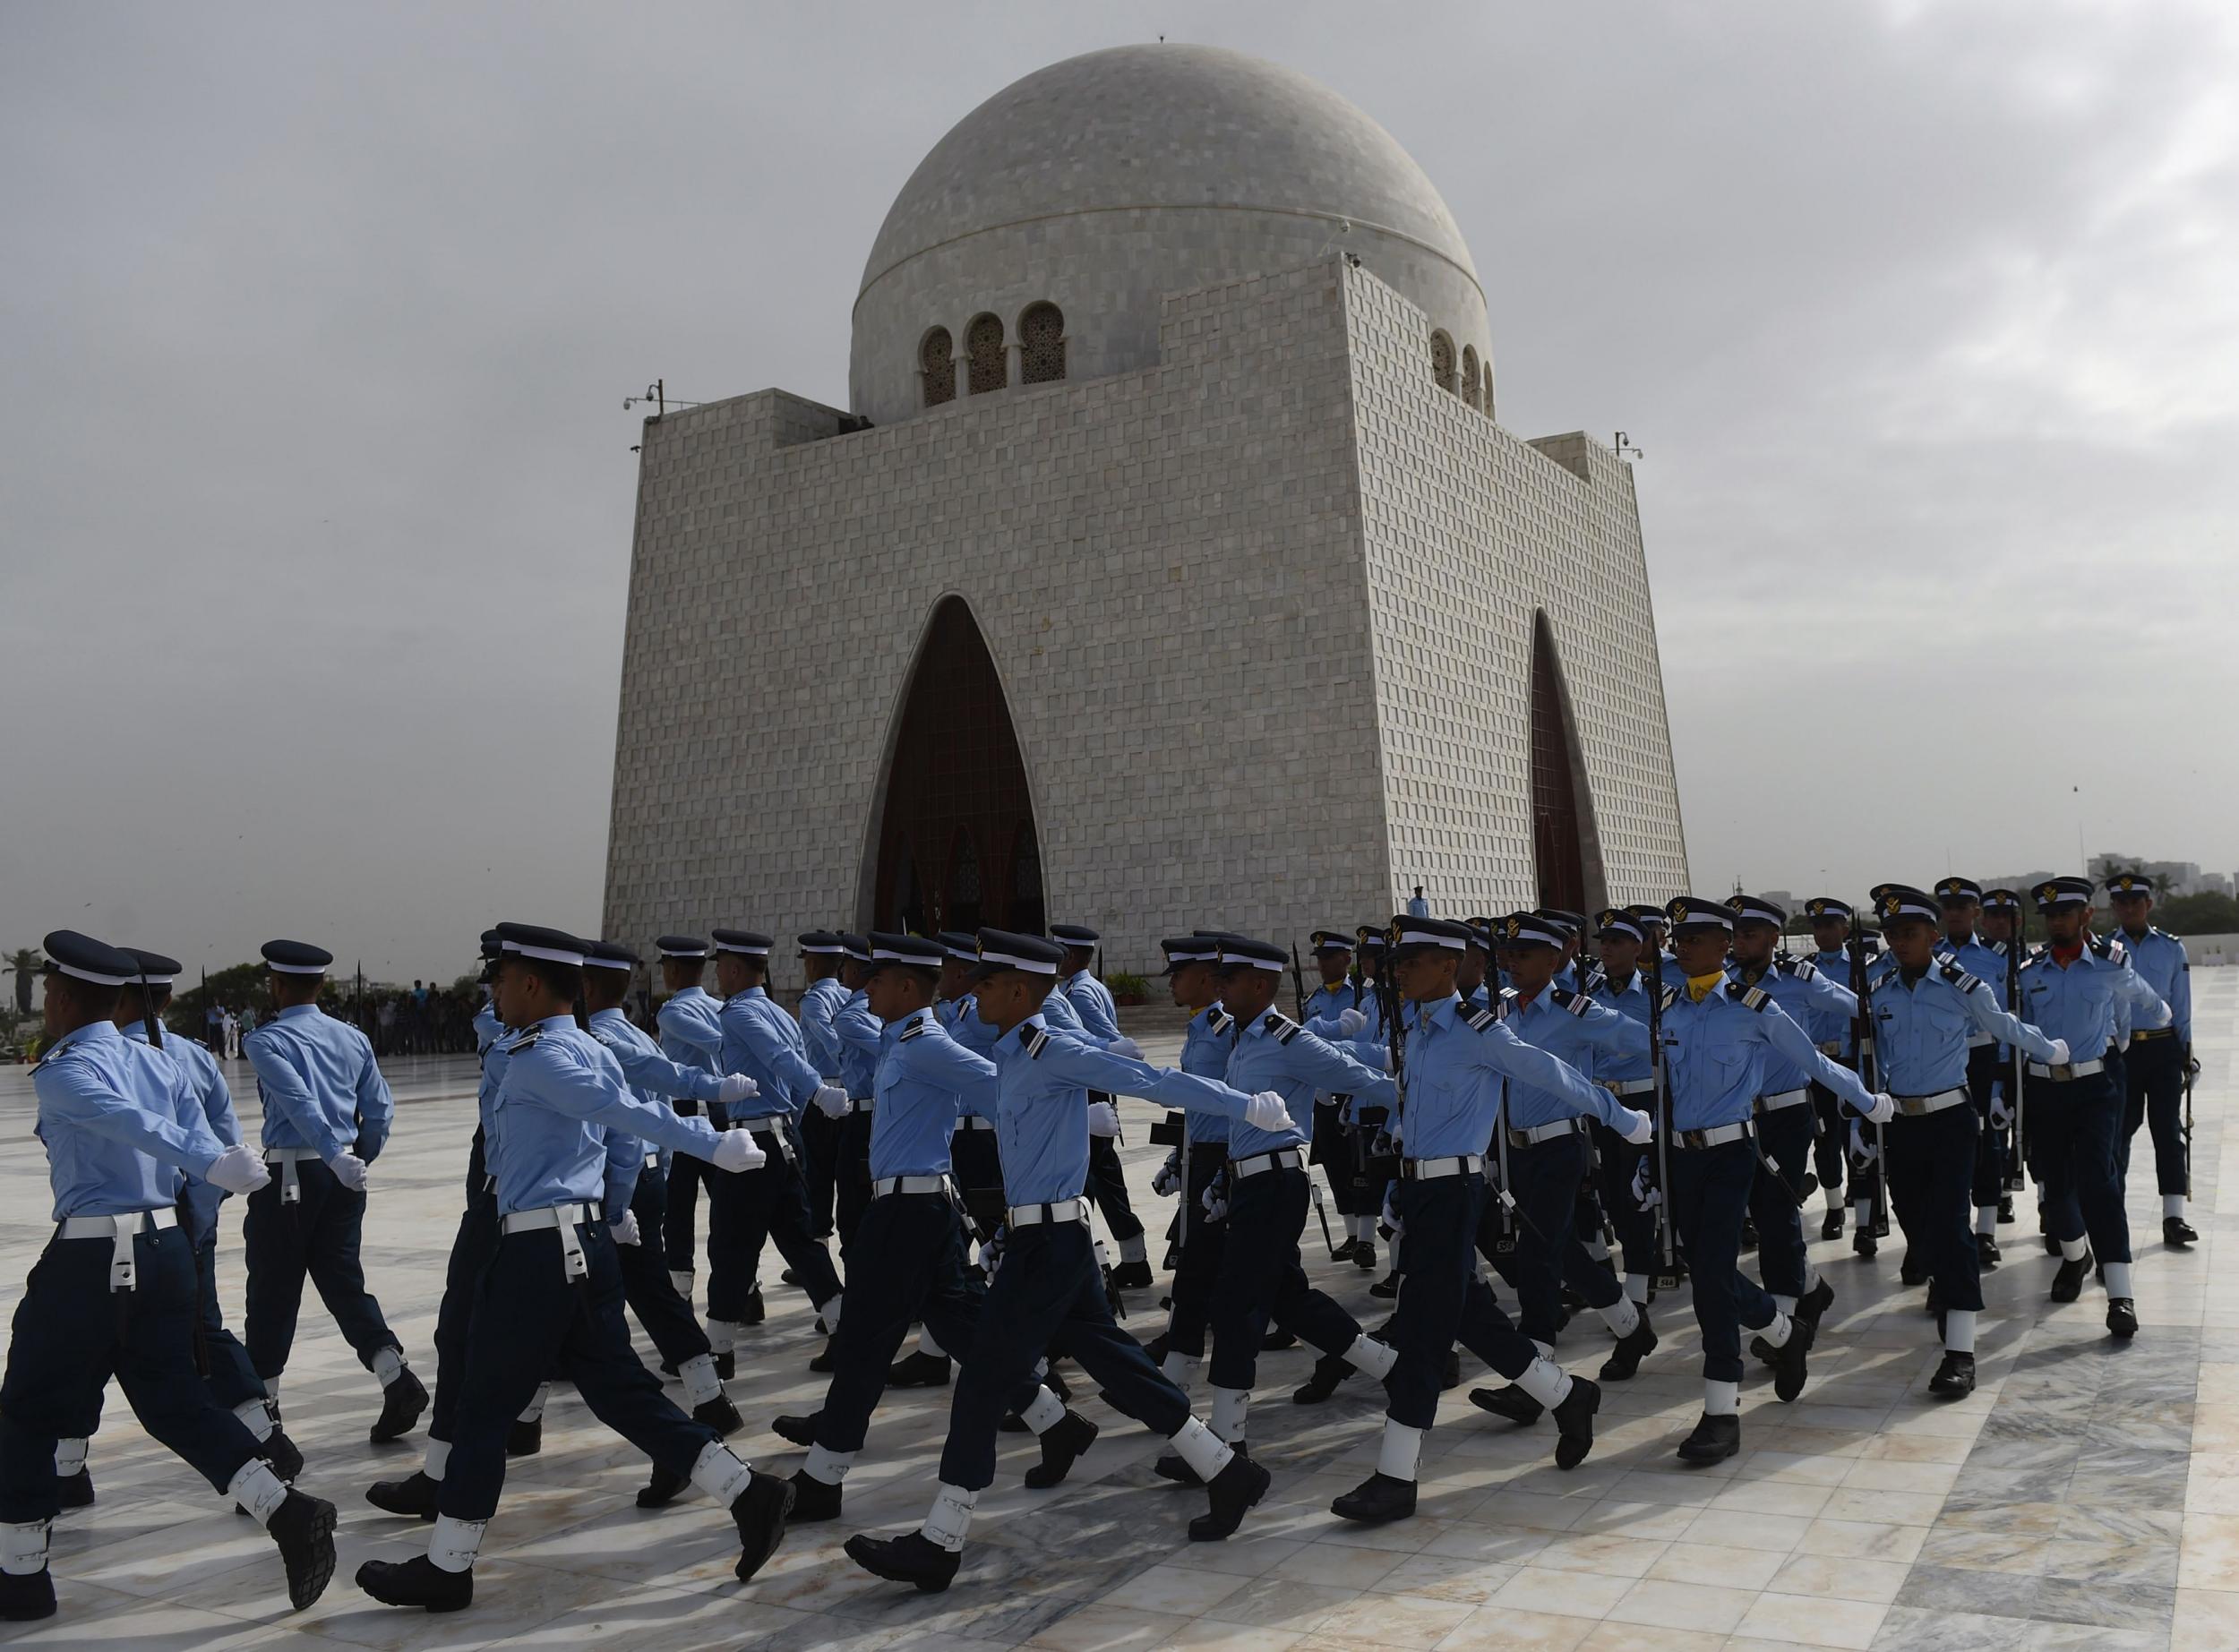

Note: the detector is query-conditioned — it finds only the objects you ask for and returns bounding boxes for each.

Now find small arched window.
[1430,330,1456,395]
[920,328,956,407]
[1461,345,1480,410]
[1019,302,1066,384]
[965,313,1007,395]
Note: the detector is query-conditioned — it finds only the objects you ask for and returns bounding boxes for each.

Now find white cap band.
[502,940,587,967]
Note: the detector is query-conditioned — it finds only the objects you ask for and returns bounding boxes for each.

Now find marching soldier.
[1933,878,2020,1263]
[5,933,334,1622]
[794,931,852,1242]
[1588,910,1670,1315]
[1802,898,1871,1243]
[1978,890,2032,1228]
[932,931,1007,1285]
[651,936,732,1310]
[2104,872,2197,1244]
[1050,924,1152,1288]
[824,936,886,1252]
[1149,935,1236,1393]
[1301,932,1376,1266]
[240,938,426,1443]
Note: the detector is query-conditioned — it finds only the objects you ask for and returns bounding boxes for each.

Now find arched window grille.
[1019,302,1066,384]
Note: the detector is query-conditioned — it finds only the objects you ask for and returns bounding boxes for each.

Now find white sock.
[1803,1263,1822,1292]
[1704,1378,1740,1417]
[2166,1194,2187,1220]
[678,1353,723,1408]
[1853,1198,1873,1227]
[1758,1313,1793,1349]
[429,1513,485,1574]
[1598,1296,1640,1339]
[1771,1294,1797,1316]
[922,1482,977,1552]
[1209,1387,1249,1445]
[1161,1351,1200,1389]
[227,1459,289,1524]
[1625,1272,1651,1304]
[917,1327,945,1360]
[519,1382,551,1424]
[1019,1387,1067,1434]
[1345,1334,1398,1381]
[669,1269,694,1298]
[708,1318,740,1354]
[1975,1207,1997,1237]
[53,1439,88,1477]
[1943,1308,1977,1354]
[804,1443,853,1486]
[2060,1237,2089,1263]
[1531,1338,1554,1359]
[689,1441,753,1506]
[1120,1232,1147,1265]
[1584,1236,1610,1262]
[231,1399,275,1442]
[1377,1419,1423,1482]
[264,1376,281,1404]
[372,1346,407,1386]
[424,1437,451,1479]
[1515,1357,1573,1408]
[0,1520,48,1577]
[2104,1261,2133,1297]
[1167,1417,1233,1481]
[821,1293,843,1330]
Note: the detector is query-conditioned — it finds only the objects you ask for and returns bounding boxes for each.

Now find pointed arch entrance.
[1528,612,1608,916]
[868,596,1043,935]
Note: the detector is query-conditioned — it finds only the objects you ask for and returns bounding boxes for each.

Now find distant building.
[2088,854,2205,897]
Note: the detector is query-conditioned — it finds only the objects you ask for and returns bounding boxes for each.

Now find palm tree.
[4,947,39,1017]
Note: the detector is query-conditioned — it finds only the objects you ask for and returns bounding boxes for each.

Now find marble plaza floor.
[1,973,2235,1650]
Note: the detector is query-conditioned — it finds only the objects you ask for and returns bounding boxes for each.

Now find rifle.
[2183,1041,2195,1199]
[1489,1074,1517,1254]
[1849,922,1890,1237]
[1289,942,1308,1022]
[1649,951,1679,1290]
[2003,933,2027,1194]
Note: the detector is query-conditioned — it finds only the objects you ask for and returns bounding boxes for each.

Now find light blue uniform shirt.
[1496,986,1651,1127]
[1304,981,1387,1119]
[1724,957,1857,1098]
[938,992,1000,1114]
[986,1016,1254,1207]
[473,997,502,1056]
[1179,1005,1240,1142]
[1393,994,1626,1158]
[1039,986,1087,1037]
[123,1023,239,1237]
[2018,939,2167,1059]
[656,987,725,1075]
[1868,961,2063,1094]
[244,1002,394,1163]
[31,1020,224,1219]
[2115,927,2192,1044]
[1063,971,1123,1043]
[835,989,881,1100]
[1406,895,1430,917]
[717,986,823,1120]
[1660,980,1877,1131]
[798,977,850,1079]
[1936,936,2012,1048]
[585,1006,728,1175]
[1808,946,1869,1057]
[488,1016,725,1217]
[1589,968,1676,1087]
[1223,1010,1394,1159]
[870,1007,999,1179]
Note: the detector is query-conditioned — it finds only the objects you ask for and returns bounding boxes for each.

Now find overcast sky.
[5,1,2235,980]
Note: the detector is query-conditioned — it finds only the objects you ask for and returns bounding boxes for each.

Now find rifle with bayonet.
[1850,920,1890,1237]
[1649,947,1680,1290]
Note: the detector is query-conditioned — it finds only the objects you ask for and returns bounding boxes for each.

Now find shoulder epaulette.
[2089,934,2120,961]
[1659,984,1680,1011]
[1548,986,1592,1017]
[1738,985,1771,1012]
[1938,960,1982,992]
[1024,1027,1051,1058]
[1207,1008,1234,1035]
[1263,1011,1300,1044]
[1463,1005,1499,1032]
[505,1029,543,1055]
[898,1017,931,1041]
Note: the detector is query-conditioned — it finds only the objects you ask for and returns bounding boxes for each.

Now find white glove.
[1864,1093,1896,1126]
[1619,1108,1654,1146]
[716,1074,759,1107]
[1989,1083,2012,1128]
[609,1209,641,1245]
[1104,1035,1143,1061]
[812,1083,850,1118]
[1378,1187,1403,1240]
[205,1143,270,1194]
[327,1151,369,1193]
[1335,1006,1368,1037]
[1151,1151,1181,1197]
[1199,1179,1230,1222]
[2045,1038,2072,1067]
[710,1130,767,1173]
[1243,1090,1291,1132]
[1848,1121,1876,1163]
[1086,1100,1120,1138]
[1628,1157,1660,1212]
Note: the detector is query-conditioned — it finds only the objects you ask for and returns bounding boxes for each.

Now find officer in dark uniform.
[2104,871,2198,1245]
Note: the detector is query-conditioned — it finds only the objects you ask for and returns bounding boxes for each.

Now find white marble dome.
[850,44,1492,426]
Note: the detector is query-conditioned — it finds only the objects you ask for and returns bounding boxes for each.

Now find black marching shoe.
[1441,1348,1463,1391]
[2043,1231,2062,1257]
[1109,1260,1154,1291]
[1022,1410,1099,1489]
[2106,1297,2140,1339]
[269,1489,339,1611]
[2166,1215,2199,1248]
[0,1568,56,1622]
[1821,1204,1846,1240]
[770,1412,819,1448]
[780,1268,801,1287]
[1330,1237,1360,1263]
[1332,1470,1416,1524]
[2050,1249,2094,1304]
[505,1417,541,1458]
[1899,1253,1927,1288]
[1797,1276,1836,1329]
[370,1367,430,1444]
[888,1350,951,1388]
[1354,1239,1377,1271]
[1154,1450,1199,1485]
[366,1470,441,1520]
[1771,1316,1816,1403]
[1260,1325,1298,1352]
[1749,1333,1782,1369]
[1551,1377,1600,1469]
[1599,1314,1657,1381]
[1369,1271,1402,1299]
[1740,1217,1759,1253]
[1928,1350,1976,1398]
[1468,1383,1543,1426]
[1188,1451,1272,1541]
[1924,1280,1945,1318]
[262,1427,305,1483]
[355,1554,469,1613]
[808,1340,836,1374]
[786,1468,842,1523]
[1975,1233,2002,1270]
[742,1284,767,1325]
[56,1468,93,1510]
[1853,1228,1877,1259]
[1292,1352,1350,1405]
[637,1461,688,1509]
[846,1529,959,1592]
[1677,1412,1741,1464]
[713,1350,737,1382]
[1998,1195,2015,1223]
[694,1396,744,1437]
[730,1469,795,1582]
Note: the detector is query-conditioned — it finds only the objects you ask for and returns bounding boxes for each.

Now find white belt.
[1966,1032,1995,1049]
[1506,1117,1587,1147]
[643,1151,663,1170]
[265,1146,324,1204]
[733,1114,788,1133]
[952,1116,996,1133]
[1892,1088,1969,1117]
[1231,1148,1304,1178]
[1401,1153,1483,1180]
[1601,1078,1657,1097]
[2028,1059,2105,1080]
[845,1097,875,1116]
[872,1175,950,1198]
[501,1201,600,1280]
[58,1207,177,1293]
[1816,1040,1843,1057]
[1754,1088,1810,1115]
[1674,1121,1753,1150]
[1007,1198,1089,1228]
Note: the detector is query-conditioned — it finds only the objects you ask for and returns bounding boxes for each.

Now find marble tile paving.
[0,972,2233,1649]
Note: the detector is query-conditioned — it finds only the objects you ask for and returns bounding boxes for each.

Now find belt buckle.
[2049,1062,2074,1082]
[110,1221,135,1293]
[280,1158,301,1205]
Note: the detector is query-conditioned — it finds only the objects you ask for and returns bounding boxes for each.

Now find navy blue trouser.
[1748,1103,1814,1301]
[189,1227,266,1411]
[442,1220,716,1523]
[1810,1082,1847,1197]
[616,1160,711,1368]
[1507,1132,1625,1348]
[1084,1130,1143,1244]
[800,1106,840,1239]
[2029,1071,2131,1265]
[663,1152,721,1275]
[1884,1102,1983,1312]
[836,1112,874,1254]
[430,1188,502,1444]
[1965,1043,2009,1210]
[708,1123,839,1322]
[242,1157,401,1380]
[1385,1174,1540,1430]
[938,1220,1186,1491]
[1,1227,262,1523]
[1165,1147,1229,1359]
[950,1126,1006,1245]
[1591,1120,1658,1279]
[2120,1035,2187,1195]
[1208,1166,1367,1389]
[1667,1138,1778,1383]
